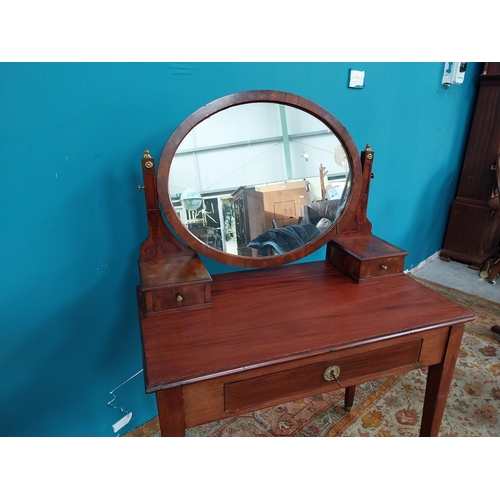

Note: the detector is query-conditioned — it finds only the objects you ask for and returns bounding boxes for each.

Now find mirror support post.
[139,150,196,261]
[357,144,375,236]
[137,150,212,316]
[327,145,408,282]
[333,144,374,237]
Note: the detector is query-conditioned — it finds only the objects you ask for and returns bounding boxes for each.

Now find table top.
[139,261,475,392]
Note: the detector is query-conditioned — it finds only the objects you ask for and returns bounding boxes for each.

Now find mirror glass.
[167,102,352,258]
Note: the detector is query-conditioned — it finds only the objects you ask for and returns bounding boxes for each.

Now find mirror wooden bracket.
[334,144,374,236]
[138,150,212,316]
[327,145,409,282]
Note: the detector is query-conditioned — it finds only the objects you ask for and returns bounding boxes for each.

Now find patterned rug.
[132,276,500,437]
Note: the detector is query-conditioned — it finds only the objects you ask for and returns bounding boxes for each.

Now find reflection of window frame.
[221,196,236,245]
[172,200,188,224]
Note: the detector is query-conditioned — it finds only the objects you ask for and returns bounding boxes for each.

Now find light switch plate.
[349,69,365,89]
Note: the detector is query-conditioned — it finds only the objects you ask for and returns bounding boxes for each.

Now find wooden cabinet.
[232,187,265,257]
[441,63,500,269]
[258,180,308,229]
[138,91,475,438]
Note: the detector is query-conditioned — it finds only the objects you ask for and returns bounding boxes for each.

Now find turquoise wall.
[0,62,481,436]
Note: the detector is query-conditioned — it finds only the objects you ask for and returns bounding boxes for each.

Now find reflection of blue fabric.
[248,223,321,256]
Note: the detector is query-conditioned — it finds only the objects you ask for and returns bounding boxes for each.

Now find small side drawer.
[359,255,405,279]
[143,283,211,314]
[327,235,408,282]
[224,340,421,412]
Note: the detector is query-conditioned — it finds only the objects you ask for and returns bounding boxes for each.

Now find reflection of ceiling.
[174,130,333,156]
[169,103,348,197]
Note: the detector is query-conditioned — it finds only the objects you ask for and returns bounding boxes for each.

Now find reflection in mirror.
[169,103,352,257]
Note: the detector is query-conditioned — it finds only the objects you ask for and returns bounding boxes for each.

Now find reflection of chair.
[189,226,222,250]
[301,199,340,225]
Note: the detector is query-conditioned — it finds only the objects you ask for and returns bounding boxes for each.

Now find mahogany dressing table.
[136,91,475,436]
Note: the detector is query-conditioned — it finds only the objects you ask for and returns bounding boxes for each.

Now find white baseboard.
[405,250,441,274]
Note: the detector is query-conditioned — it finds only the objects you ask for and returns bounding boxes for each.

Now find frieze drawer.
[224,340,421,412]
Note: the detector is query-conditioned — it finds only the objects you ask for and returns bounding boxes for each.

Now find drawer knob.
[380,265,388,270]
[323,365,341,386]
[176,294,184,302]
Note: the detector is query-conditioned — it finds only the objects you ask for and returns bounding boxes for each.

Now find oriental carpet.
[128,276,500,437]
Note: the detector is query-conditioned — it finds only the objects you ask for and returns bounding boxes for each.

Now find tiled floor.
[410,255,500,304]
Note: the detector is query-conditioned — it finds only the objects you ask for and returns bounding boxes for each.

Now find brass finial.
[365,144,372,151]
[143,149,154,168]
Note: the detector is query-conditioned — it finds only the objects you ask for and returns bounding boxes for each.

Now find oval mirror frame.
[157,90,362,268]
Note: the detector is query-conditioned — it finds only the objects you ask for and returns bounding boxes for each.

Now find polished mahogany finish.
[441,63,500,269]
[156,90,363,269]
[325,144,408,282]
[138,151,212,314]
[327,234,408,282]
[138,262,474,435]
[136,90,475,437]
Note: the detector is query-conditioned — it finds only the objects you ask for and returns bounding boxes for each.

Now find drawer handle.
[176,294,183,302]
[323,365,341,386]
[380,265,388,270]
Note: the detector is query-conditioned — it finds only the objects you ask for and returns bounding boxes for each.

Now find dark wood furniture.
[440,62,500,269]
[232,187,265,257]
[137,91,475,437]
[141,262,472,436]
[260,181,308,229]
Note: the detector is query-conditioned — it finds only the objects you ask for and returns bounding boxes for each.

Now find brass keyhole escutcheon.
[323,365,341,386]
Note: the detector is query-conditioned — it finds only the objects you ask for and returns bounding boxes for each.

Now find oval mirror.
[157,91,362,268]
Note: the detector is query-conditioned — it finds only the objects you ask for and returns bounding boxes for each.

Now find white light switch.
[349,69,365,89]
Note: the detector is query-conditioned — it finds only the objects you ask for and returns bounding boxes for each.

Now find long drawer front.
[224,340,421,412]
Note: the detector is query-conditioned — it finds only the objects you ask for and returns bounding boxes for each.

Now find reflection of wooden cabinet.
[441,63,500,269]
[259,181,308,229]
[232,187,265,257]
